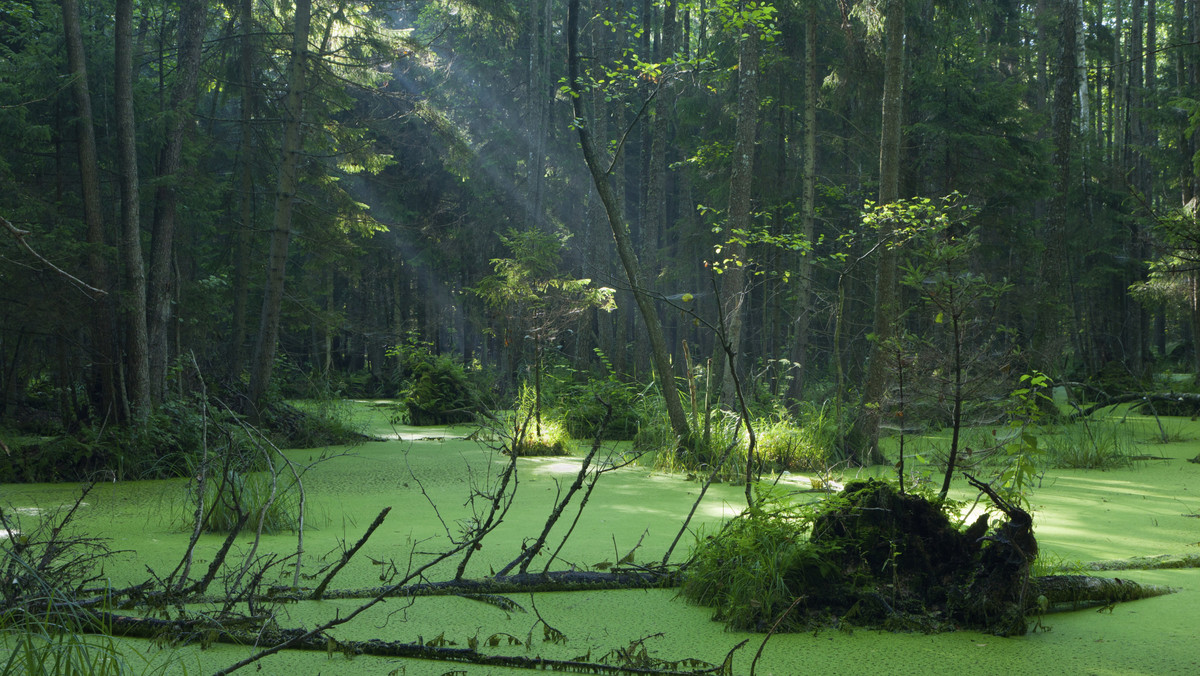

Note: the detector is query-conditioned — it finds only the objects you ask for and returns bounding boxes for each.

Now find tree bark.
[229,0,257,380]
[787,8,818,406]
[711,23,760,409]
[645,0,676,302]
[148,0,207,404]
[62,0,120,421]
[1032,0,1077,377]
[566,0,691,445]
[847,0,905,466]
[249,0,313,414]
[115,0,151,421]
[1030,575,1175,611]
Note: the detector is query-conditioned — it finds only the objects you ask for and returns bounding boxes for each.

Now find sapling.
[891,196,1013,500]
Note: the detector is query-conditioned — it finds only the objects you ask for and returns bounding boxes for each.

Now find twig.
[749,595,806,676]
[660,438,739,567]
[311,506,391,600]
[499,399,614,576]
[174,352,209,591]
[1,213,106,297]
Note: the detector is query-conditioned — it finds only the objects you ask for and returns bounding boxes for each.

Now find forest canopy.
[0,0,1197,467]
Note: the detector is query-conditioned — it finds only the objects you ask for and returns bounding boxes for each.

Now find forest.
[0,0,1198,460]
[1,0,1200,673]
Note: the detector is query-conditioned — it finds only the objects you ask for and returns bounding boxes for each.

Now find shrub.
[393,342,482,426]
[509,384,572,456]
[561,375,645,440]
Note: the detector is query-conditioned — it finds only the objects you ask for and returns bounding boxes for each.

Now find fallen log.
[1075,391,1200,418]
[89,610,733,675]
[1029,575,1176,611]
[1049,553,1200,572]
[263,568,682,603]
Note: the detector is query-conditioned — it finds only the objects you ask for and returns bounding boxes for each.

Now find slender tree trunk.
[711,23,760,408]
[148,0,207,404]
[1031,0,1077,379]
[229,0,257,379]
[62,0,121,421]
[567,0,691,444]
[249,0,312,414]
[646,0,676,298]
[115,0,151,421]
[787,8,818,405]
[1174,0,1195,206]
[1076,0,1089,136]
[847,0,905,465]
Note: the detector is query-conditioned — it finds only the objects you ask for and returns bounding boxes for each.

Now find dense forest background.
[1,0,1198,469]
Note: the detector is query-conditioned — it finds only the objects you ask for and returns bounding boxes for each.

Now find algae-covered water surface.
[3,403,1198,675]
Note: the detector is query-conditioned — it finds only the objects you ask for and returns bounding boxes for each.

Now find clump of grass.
[196,470,299,534]
[682,486,839,631]
[1029,552,1089,576]
[511,417,572,456]
[648,404,834,483]
[508,384,573,456]
[1043,421,1133,469]
[756,403,835,472]
[0,606,137,676]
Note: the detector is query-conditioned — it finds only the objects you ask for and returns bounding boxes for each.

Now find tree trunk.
[1031,0,1077,379]
[229,0,258,380]
[567,0,691,445]
[148,0,207,404]
[62,0,121,422]
[787,8,818,406]
[847,0,905,466]
[645,0,676,304]
[115,0,151,421]
[1075,0,1089,135]
[249,0,312,414]
[711,23,760,409]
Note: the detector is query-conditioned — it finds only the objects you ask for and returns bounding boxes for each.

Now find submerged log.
[1067,553,1200,572]
[1075,391,1200,418]
[1030,575,1176,611]
[89,609,731,675]
[265,568,681,603]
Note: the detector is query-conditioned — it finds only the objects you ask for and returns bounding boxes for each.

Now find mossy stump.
[681,478,1037,635]
[805,478,1035,635]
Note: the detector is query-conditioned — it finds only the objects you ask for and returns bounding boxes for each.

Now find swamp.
[4,0,1200,673]
[3,402,1198,675]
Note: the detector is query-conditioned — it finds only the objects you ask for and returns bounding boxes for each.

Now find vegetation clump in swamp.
[683,477,1039,637]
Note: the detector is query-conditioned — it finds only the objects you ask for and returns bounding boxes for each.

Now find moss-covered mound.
[684,479,1037,636]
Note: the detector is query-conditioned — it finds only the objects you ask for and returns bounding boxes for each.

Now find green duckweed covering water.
[2,403,1198,674]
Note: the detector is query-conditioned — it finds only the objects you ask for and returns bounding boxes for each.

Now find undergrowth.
[192,470,300,534]
[1042,421,1133,470]
[644,403,834,482]
[1,392,362,484]
[0,605,173,676]
[681,485,837,632]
